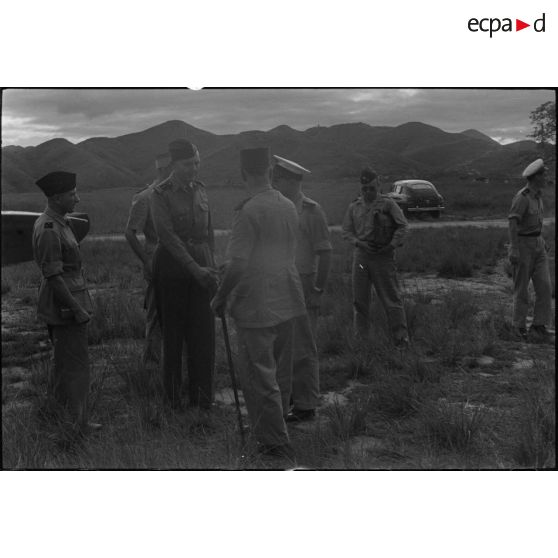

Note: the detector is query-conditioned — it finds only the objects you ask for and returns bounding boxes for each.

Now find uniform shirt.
[227,187,306,328]
[126,181,159,257]
[293,194,332,275]
[32,206,92,325]
[151,175,214,270]
[342,194,408,248]
[508,186,544,235]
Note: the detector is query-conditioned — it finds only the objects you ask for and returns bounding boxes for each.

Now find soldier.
[342,167,409,345]
[32,171,100,433]
[151,139,218,410]
[272,155,332,423]
[211,147,306,461]
[125,153,171,368]
[508,158,553,342]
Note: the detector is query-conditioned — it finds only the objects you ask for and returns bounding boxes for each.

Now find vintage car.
[385,179,445,218]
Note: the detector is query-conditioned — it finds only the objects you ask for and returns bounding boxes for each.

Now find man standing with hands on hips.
[508,158,553,343]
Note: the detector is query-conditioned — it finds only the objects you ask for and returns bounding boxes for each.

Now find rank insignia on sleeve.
[44,222,54,229]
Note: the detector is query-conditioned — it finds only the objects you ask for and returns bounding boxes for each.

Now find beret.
[169,139,197,162]
[360,167,378,185]
[35,171,76,197]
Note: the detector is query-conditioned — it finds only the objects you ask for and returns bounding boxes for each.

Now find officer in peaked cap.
[342,166,410,345]
[150,139,218,411]
[211,147,306,462]
[508,158,553,342]
[125,152,171,371]
[272,155,332,423]
[32,171,100,433]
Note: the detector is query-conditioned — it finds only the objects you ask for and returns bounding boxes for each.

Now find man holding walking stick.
[211,147,306,462]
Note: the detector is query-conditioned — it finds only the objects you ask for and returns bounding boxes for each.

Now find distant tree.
[528,101,556,145]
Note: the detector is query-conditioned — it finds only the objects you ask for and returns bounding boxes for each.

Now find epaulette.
[234,198,251,211]
[153,177,173,193]
[302,196,318,208]
[193,179,206,189]
[44,221,54,229]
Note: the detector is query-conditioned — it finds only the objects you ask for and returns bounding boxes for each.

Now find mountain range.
[1,120,543,193]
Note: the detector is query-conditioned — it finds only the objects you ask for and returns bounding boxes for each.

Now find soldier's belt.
[518,232,541,237]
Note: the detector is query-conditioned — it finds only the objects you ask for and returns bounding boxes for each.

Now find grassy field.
[2,177,555,234]
[1,225,555,469]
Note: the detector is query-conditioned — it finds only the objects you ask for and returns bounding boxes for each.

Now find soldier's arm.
[211,257,246,315]
[341,205,358,245]
[508,195,527,255]
[125,194,150,266]
[310,206,333,291]
[37,229,90,322]
[388,200,409,248]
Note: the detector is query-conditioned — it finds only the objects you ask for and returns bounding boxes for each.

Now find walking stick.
[220,314,245,445]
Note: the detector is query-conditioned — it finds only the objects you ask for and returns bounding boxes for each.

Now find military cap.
[522,158,546,179]
[35,171,76,197]
[240,147,270,173]
[169,139,198,162]
[272,155,311,180]
[155,152,171,169]
[360,166,378,185]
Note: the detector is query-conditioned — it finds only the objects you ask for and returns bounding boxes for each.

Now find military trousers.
[351,248,408,340]
[47,322,90,425]
[142,279,162,368]
[153,247,215,409]
[291,273,320,411]
[236,319,296,447]
[512,236,552,329]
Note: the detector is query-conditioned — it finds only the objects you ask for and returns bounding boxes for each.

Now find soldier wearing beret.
[272,155,332,423]
[125,153,171,369]
[211,147,306,462]
[32,171,100,433]
[151,140,219,410]
[508,158,553,342]
[342,167,409,345]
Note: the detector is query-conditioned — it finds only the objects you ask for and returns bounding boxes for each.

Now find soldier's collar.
[45,206,69,227]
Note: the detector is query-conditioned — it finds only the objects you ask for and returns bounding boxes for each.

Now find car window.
[406,183,434,191]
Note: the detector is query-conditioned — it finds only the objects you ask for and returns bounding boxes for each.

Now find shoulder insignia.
[234,198,251,211]
[153,178,173,194]
[44,222,54,229]
[302,196,318,208]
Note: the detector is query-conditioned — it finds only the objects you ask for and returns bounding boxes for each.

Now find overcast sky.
[1,88,554,147]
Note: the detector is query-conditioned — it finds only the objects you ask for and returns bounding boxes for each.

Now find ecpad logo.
[468,13,546,37]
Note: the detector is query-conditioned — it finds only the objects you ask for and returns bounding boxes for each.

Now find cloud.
[2,88,554,147]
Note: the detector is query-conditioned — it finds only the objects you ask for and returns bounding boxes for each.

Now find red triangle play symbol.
[516,19,530,31]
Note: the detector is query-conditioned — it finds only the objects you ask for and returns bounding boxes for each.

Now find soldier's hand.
[509,249,520,266]
[73,307,91,324]
[197,267,219,292]
[210,294,226,317]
